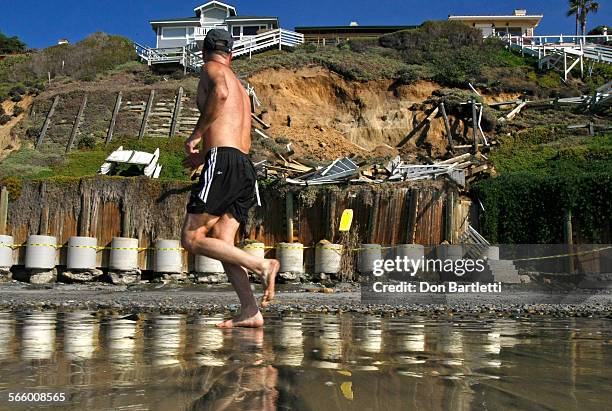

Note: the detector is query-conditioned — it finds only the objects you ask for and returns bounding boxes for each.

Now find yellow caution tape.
[511,246,612,262]
[11,240,607,260]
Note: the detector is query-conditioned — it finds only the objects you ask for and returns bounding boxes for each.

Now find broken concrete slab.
[0,267,11,282]
[60,269,104,283]
[108,270,142,285]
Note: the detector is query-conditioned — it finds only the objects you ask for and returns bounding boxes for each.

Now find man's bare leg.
[208,214,263,328]
[182,213,280,309]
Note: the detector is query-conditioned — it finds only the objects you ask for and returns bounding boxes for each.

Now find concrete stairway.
[488,259,521,283]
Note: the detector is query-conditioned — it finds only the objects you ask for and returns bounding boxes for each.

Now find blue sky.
[1,0,610,48]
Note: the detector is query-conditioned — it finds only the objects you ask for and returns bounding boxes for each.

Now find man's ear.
[228,52,233,62]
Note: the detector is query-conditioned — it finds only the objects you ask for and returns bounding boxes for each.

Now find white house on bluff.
[150,1,281,48]
[448,9,543,37]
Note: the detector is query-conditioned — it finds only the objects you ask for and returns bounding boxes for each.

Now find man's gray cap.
[203,29,234,53]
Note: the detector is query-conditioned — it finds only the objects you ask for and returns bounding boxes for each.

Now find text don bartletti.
[371,281,503,293]
[372,257,486,277]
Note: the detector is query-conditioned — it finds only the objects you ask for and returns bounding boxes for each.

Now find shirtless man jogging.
[181,30,279,329]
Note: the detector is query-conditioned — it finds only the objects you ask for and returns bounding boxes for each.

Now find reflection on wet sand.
[274,317,303,367]
[0,311,15,360]
[150,315,185,368]
[190,328,282,411]
[21,312,56,360]
[193,316,226,367]
[0,311,609,410]
[64,312,98,361]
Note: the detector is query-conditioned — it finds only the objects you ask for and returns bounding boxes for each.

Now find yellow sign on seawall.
[339,209,354,232]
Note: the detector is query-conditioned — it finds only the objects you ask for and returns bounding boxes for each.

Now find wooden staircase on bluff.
[504,34,612,80]
[134,29,304,73]
[123,90,199,138]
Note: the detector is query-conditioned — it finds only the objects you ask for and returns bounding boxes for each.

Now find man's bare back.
[196,61,252,155]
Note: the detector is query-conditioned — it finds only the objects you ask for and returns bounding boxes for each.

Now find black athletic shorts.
[186,147,259,227]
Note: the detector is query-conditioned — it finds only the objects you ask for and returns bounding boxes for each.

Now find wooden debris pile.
[492,80,611,120]
[253,150,494,188]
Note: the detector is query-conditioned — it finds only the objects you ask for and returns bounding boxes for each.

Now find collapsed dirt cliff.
[247,67,526,162]
[248,67,440,160]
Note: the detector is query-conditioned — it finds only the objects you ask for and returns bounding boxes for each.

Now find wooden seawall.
[3,177,468,271]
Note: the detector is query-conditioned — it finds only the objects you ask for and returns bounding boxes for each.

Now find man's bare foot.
[216,310,264,328]
[260,259,280,308]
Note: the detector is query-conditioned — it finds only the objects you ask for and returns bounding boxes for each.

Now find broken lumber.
[396,106,439,148]
[436,153,471,165]
[503,101,527,121]
[468,83,481,96]
[471,98,479,153]
[439,102,454,152]
[252,113,270,129]
[488,99,522,107]
[254,128,270,139]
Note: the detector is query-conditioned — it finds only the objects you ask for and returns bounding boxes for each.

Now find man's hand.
[183,134,204,170]
[185,134,201,156]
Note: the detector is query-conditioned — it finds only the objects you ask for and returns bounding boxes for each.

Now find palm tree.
[579,0,600,36]
[566,0,581,36]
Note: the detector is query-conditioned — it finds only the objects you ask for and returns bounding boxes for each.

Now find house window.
[232,26,241,37]
[162,27,187,39]
[242,26,260,36]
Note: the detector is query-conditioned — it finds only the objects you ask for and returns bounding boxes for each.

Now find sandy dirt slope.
[0,94,33,160]
[248,67,441,160]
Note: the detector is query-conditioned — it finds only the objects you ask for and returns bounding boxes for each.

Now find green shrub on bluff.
[9,32,136,82]
[378,21,535,88]
[0,31,26,54]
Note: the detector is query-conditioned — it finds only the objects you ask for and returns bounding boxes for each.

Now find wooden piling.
[169,87,184,138]
[35,95,60,149]
[439,102,454,152]
[471,98,479,154]
[445,191,454,243]
[122,207,132,237]
[564,209,575,274]
[0,187,8,235]
[65,95,87,153]
[139,90,156,140]
[285,191,294,243]
[105,92,122,145]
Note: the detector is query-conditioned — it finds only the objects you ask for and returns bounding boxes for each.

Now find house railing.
[501,34,612,80]
[231,28,304,58]
[134,28,304,72]
[503,34,612,63]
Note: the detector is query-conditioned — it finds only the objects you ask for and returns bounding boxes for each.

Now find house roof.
[448,15,543,22]
[296,25,416,32]
[150,17,200,25]
[194,1,237,16]
[225,16,279,21]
